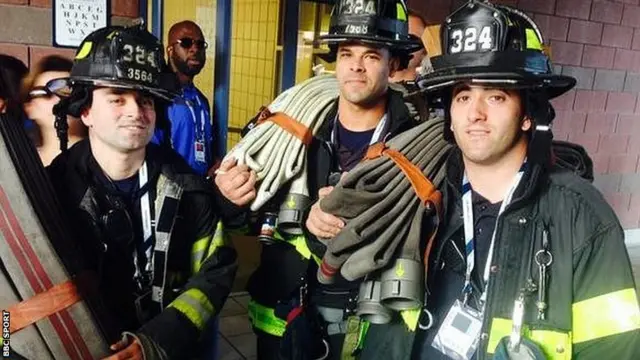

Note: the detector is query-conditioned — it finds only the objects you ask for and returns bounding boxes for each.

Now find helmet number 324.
[121,43,158,83]
[340,0,376,15]
[450,26,493,54]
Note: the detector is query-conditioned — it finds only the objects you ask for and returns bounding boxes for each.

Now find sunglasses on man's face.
[28,86,57,100]
[174,37,208,50]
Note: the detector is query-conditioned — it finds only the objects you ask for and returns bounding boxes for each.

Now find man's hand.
[102,337,143,360]
[207,158,223,178]
[305,186,345,239]
[214,158,257,206]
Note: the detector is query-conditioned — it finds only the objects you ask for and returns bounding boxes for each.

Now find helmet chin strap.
[52,99,70,153]
[525,90,555,167]
[51,86,93,153]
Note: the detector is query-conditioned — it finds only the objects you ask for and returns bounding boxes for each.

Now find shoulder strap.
[364,142,442,278]
[150,173,184,308]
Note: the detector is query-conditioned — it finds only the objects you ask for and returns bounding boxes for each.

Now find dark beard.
[172,56,204,77]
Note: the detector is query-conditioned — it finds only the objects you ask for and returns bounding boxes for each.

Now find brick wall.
[410,0,640,230]
[0,0,139,67]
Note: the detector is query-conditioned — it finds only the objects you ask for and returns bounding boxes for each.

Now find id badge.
[194,141,206,163]
[431,300,483,360]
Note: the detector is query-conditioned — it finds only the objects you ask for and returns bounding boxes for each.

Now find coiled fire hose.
[224,75,339,229]
[314,118,452,321]
[551,140,594,182]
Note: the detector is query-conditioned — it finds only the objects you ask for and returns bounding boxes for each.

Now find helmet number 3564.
[121,43,158,83]
[449,26,494,54]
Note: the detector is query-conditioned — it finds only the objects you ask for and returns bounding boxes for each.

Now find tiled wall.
[0,0,139,67]
[227,0,280,149]
[410,0,640,230]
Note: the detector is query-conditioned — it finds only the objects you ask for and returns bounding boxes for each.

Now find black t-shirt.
[414,191,501,359]
[335,120,376,172]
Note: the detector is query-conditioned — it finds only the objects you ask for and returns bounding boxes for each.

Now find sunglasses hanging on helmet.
[28,86,57,100]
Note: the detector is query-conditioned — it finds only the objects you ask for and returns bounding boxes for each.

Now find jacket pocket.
[486,318,572,360]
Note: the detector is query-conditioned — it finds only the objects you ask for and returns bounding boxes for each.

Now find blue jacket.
[153,83,214,176]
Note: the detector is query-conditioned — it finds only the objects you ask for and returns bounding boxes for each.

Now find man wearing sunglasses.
[152,20,219,178]
[46,24,242,360]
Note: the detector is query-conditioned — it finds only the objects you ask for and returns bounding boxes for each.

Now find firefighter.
[361,1,640,359]
[237,0,425,358]
[46,24,244,359]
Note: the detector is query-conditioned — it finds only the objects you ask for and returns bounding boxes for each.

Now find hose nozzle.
[356,277,393,324]
[277,193,311,235]
[379,258,424,311]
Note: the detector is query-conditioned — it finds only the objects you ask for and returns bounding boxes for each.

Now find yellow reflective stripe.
[75,42,93,59]
[357,319,370,350]
[573,288,640,344]
[273,231,321,264]
[396,3,407,21]
[288,236,311,259]
[285,235,321,264]
[530,329,572,360]
[191,235,212,274]
[207,221,227,258]
[247,300,287,337]
[487,318,511,354]
[400,308,421,332]
[526,28,543,50]
[192,221,232,274]
[168,288,214,331]
[487,318,572,360]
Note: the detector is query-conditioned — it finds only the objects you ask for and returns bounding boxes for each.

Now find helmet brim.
[47,77,177,102]
[417,69,576,99]
[319,33,424,54]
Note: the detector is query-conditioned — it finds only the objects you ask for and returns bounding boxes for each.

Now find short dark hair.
[407,8,427,28]
[0,54,28,108]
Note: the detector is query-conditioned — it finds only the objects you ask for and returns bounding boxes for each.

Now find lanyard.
[330,113,388,147]
[185,94,207,142]
[134,161,154,285]
[461,161,527,304]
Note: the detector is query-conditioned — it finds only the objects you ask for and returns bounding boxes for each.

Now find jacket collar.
[444,147,548,212]
[50,140,198,206]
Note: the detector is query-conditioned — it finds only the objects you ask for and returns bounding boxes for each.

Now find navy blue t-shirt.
[335,120,375,171]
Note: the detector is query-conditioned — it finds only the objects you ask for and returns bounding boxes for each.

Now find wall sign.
[53,0,111,48]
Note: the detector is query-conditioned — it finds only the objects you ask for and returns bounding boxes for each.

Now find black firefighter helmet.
[46,24,178,151]
[417,0,575,99]
[319,0,424,69]
[47,24,178,103]
[417,0,578,166]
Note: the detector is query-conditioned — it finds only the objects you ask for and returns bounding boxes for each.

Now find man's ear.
[80,107,92,128]
[388,57,401,77]
[521,116,532,131]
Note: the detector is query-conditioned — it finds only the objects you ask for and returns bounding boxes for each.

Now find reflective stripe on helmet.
[396,3,407,21]
[525,28,542,51]
[75,42,93,59]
